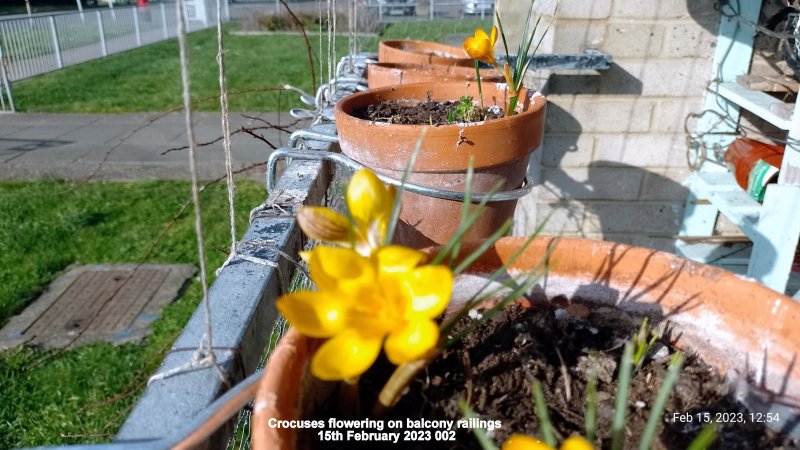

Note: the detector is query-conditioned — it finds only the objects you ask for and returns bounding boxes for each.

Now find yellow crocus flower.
[276,245,453,381]
[463,26,498,65]
[502,435,593,450]
[297,169,396,257]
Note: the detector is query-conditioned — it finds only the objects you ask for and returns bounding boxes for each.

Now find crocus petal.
[310,329,382,380]
[307,246,375,295]
[377,245,426,273]
[502,434,554,450]
[297,207,351,245]
[465,38,495,65]
[560,436,593,450]
[276,291,347,338]
[401,265,453,318]
[463,27,497,65]
[347,169,394,230]
[384,319,439,364]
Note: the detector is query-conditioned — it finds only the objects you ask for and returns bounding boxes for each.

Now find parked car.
[462,0,493,15]
[379,0,416,17]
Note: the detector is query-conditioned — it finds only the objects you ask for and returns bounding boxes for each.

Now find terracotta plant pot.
[334,82,547,248]
[378,40,473,67]
[252,237,800,449]
[367,62,504,89]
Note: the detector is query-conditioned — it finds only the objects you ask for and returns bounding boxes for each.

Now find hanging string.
[326,0,334,104]
[347,0,355,69]
[319,0,324,103]
[149,0,225,386]
[216,0,236,251]
[331,0,337,91]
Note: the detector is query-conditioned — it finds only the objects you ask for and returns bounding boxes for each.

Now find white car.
[463,0,493,15]
[379,0,417,17]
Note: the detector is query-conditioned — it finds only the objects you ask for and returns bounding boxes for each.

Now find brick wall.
[501,0,721,252]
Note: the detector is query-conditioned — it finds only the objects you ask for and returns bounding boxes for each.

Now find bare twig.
[60,87,292,191]
[161,120,301,155]
[240,126,279,150]
[279,0,317,91]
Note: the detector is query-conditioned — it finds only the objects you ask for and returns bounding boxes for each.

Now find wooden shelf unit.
[676,0,800,297]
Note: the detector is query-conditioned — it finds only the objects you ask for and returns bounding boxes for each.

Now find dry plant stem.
[339,378,362,418]
[279,0,316,91]
[373,348,441,415]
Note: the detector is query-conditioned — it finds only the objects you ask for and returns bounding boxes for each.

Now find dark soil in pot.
[353,99,504,126]
[302,304,794,450]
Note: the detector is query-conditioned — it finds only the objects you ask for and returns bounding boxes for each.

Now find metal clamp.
[287,129,339,149]
[336,53,378,75]
[266,148,533,203]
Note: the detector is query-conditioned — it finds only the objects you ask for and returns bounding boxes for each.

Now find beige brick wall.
[501,0,721,252]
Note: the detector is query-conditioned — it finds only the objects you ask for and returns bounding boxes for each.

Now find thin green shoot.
[440,272,528,339]
[474,62,485,118]
[439,232,556,339]
[459,400,499,450]
[453,219,513,274]
[686,423,717,450]
[532,380,557,447]
[632,317,660,370]
[446,273,540,347]
[495,10,510,60]
[585,369,597,443]
[612,342,634,450]
[638,353,686,450]
[431,180,505,266]
[453,211,552,302]
[385,127,427,245]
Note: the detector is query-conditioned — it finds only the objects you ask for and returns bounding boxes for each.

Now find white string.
[216,0,237,252]
[325,0,335,103]
[331,0,337,93]
[150,0,225,386]
[319,0,324,99]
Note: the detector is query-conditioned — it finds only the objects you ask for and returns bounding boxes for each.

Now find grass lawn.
[0,16,491,449]
[0,179,265,449]
[11,19,491,113]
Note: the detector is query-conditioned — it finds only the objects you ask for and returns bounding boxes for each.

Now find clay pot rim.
[334,80,546,171]
[252,236,800,450]
[379,39,471,61]
[369,62,502,74]
[334,81,547,136]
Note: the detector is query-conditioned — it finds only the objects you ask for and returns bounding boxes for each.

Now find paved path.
[0,111,305,181]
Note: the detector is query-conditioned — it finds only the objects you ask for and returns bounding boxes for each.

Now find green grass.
[0,179,265,449]
[12,19,491,113]
[0,17,492,448]
[12,24,335,113]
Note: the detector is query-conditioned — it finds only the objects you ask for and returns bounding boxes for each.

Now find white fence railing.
[227,0,494,22]
[0,2,224,84]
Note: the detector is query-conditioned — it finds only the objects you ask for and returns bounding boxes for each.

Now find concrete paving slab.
[4,125,85,141]
[0,113,104,127]
[0,264,196,350]
[58,124,140,145]
[0,124,35,138]
[0,112,306,181]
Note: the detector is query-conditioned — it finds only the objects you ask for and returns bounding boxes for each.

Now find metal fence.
[0,1,224,84]
[227,0,495,22]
